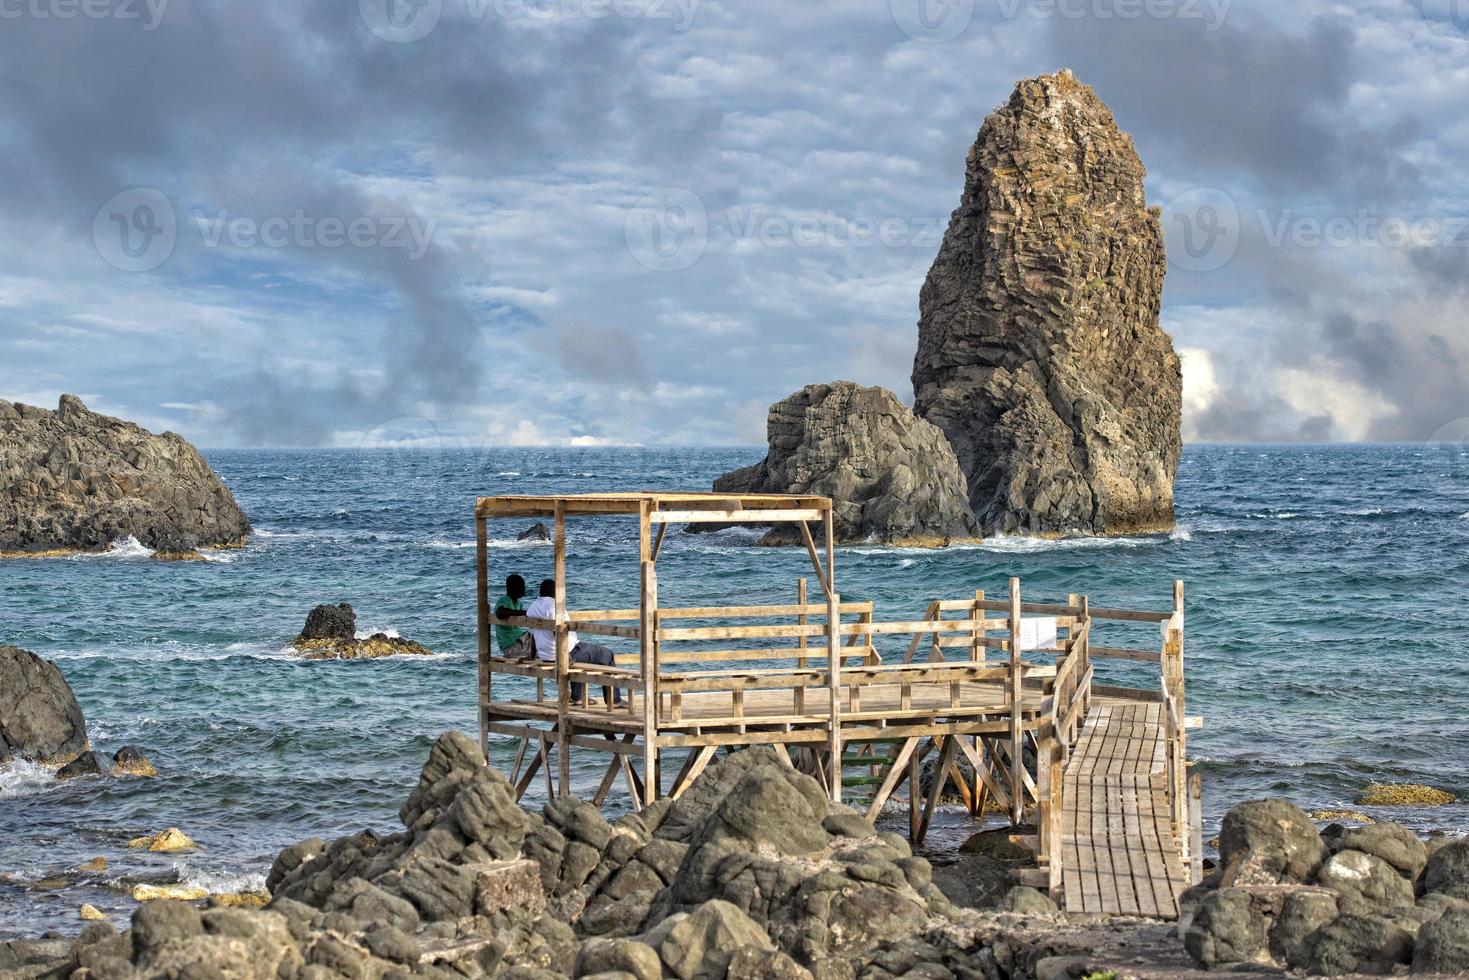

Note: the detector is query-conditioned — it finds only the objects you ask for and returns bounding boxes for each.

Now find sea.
[2,444,1468,937]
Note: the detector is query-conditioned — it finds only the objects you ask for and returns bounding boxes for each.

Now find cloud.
[0,0,1466,447]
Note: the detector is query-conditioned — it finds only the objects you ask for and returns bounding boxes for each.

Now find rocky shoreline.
[0,395,250,559]
[3,732,1465,980]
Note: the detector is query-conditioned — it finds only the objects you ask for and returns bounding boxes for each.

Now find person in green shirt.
[494,574,533,658]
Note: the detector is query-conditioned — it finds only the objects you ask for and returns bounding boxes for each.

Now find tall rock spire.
[912,69,1181,535]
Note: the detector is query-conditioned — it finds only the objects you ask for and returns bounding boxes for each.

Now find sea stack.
[0,394,251,555]
[712,382,977,545]
[913,70,1181,535]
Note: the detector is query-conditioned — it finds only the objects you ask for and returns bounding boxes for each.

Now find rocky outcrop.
[0,645,89,765]
[0,394,251,555]
[22,732,1196,980]
[292,603,433,660]
[1182,798,1469,974]
[912,70,1181,535]
[709,382,977,545]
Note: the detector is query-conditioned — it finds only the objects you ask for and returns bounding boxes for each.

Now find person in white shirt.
[524,578,622,706]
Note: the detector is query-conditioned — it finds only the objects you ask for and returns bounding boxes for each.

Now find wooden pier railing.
[474,493,1198,912]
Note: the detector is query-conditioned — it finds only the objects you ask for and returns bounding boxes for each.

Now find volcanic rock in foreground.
[1180,797,1469,975]
[0,394,251,555]
[710,381,978,545]
[912,69,1181,536]
[0,645,89,766]
[14,732,1219,979]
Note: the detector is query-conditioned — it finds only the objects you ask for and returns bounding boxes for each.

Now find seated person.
[493,574,534,659]
[524,578,623,706]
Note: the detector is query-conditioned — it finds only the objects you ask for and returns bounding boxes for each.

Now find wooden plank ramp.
[1060,702,1187,918]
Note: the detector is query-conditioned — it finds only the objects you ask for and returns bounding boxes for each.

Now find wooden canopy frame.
[475,492,841,801]
[472,490,1200,915]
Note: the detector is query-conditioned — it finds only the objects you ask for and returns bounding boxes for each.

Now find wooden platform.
[1060,703,1188,917]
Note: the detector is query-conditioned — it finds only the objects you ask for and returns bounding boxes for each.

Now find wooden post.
[1008,576,1023,824]
[1189,772,1204,885]
[825,508,841,802]
[1172,579,1186,716]
[476,514,491,761]
[639,503,660,807]
[796,578,807,715]
[554,503,569,797]
[1047,743,1064,901]
[1079,595,1091,718]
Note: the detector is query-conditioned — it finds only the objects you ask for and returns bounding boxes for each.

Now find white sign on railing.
[1018,617,1058,652]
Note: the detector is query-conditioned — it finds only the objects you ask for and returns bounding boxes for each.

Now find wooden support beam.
[552,505,572,796]
[798,521,831,596]
[825,509,841,803]
[865,735,921,822]
[476,514,491,760]
[918,735,959,843]
[1008,577,1024,824]
[639,501,660,808]
[670,745,718,799]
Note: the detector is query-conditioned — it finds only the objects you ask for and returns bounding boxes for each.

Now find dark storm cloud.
[1042,8,1425,199]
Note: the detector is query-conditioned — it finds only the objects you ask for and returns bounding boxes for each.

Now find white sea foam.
[0,759,57,798]
[176,865,268,895]
[1346,507,1384,516]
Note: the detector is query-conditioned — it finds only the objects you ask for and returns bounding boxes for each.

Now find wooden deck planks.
[1061,700,1188,919]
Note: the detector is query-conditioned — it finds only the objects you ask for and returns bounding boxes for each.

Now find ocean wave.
[969,531,1180,554]
[176,865,268,895]
[76,536,156,560]
[0,759,57,798]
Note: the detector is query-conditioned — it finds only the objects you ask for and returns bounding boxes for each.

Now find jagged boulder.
[0,645,89,765]
[912,70,1181,535]
[709,381,977,545]
[1217,799,1328,886]
[0,394,251,554]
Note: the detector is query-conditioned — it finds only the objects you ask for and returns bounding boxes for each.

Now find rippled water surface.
[3,445,1468,936]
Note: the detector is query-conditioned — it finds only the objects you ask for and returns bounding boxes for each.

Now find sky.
[0,0,1466,449]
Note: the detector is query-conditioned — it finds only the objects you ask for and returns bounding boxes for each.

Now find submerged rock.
[0,394,251,554]
[296,602,356,641]
[292,603,433,659]
[518,522,552,542]
[0,645,89,766]
[128,828,196,853]
[113,745,158,777]
[708,381,977,545]
[57,751,113,780]
[912,70,1181,536]
[1356,782,1457,806]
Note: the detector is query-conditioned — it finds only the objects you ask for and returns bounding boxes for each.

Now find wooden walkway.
[1060,702,1188,917]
